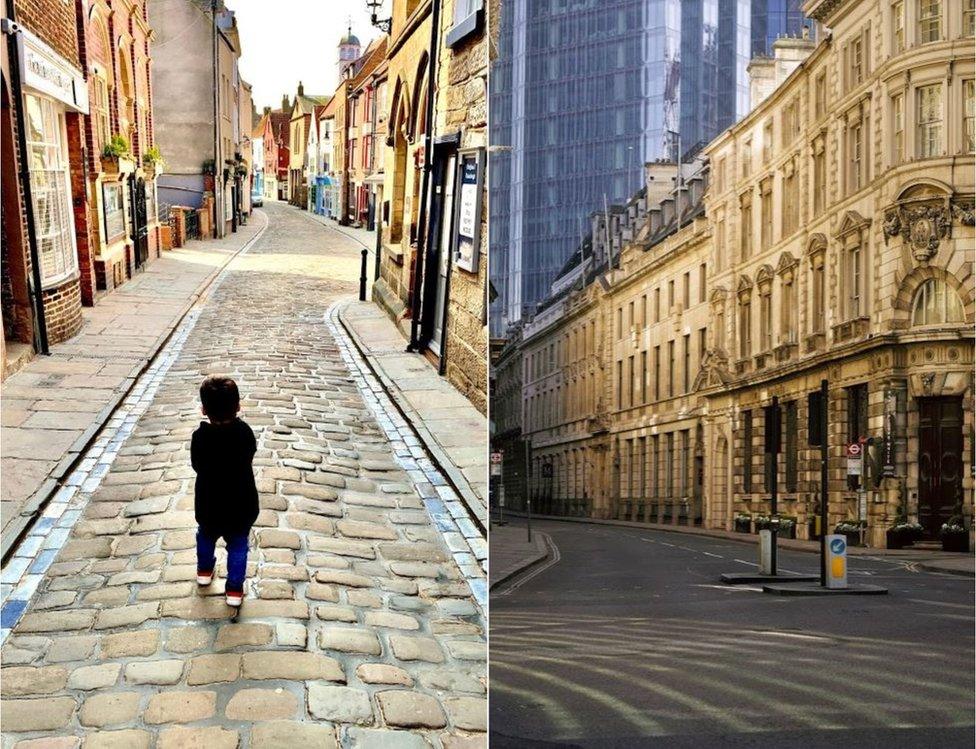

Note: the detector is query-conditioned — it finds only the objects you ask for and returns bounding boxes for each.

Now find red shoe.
[225,588,243,607]
[196,570,214,586]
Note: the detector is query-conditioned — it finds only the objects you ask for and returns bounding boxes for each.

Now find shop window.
[102,183,125,241]
[24,94,78,286]
[911,279,965,325]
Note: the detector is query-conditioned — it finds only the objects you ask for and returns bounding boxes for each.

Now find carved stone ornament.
[883,195,973,264]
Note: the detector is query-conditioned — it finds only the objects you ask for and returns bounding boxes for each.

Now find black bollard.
[359,248,368,301]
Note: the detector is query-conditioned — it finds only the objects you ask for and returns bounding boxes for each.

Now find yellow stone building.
[494,0,975,548]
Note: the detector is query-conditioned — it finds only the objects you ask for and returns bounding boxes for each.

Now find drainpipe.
[407,0,440,352]
[211,0,219,237]
[2,5,49,354]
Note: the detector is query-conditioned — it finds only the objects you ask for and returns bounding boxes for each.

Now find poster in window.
[454,148,484,273]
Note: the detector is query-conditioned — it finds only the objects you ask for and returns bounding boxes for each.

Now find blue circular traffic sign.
[830,538,846,554]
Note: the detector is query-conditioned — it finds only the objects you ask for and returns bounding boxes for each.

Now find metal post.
[820,378,829,587]
[770,395,779,576]
[525,440,532,543]
[359,248,368,301]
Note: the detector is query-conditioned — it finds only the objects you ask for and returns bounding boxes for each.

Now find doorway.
[128,176,148,270]
[917,397,963,538]
[421,146,457,359]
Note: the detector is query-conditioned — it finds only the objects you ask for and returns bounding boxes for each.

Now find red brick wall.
[42,277,83,344]
[14,0,81,67]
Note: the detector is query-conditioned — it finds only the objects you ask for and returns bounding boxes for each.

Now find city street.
[490,519,974,749]
[0,203,486,747]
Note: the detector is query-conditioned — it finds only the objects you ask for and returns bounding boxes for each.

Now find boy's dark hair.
[200,376,240,421]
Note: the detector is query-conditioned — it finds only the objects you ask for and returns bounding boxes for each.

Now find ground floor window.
[24,93,78,286]
[103,182,125,241]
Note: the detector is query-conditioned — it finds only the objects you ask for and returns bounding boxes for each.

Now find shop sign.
[16,26,88,113]
[454,148,484,273]
[881,389,897,477]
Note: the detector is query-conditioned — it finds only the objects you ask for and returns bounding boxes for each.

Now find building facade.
[288,83,329,208]
[493,0,975,548]
[372,0,489,413]
[488,0,812,336]
[150,0,244,238]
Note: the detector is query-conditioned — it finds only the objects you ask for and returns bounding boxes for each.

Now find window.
[781,275,796,343]
[740,193,752,259]
[654,288,661,322]
[918,0,941,43]
[849,121,864,190]
[911,279,965,325]
[785,401,798,493]
[966,0,975,37]
[742,138,751,178]
[782,100,799,146]
[698,327,707,366]
[24,94,78,286]
[782,158,799,236]
[667,340,675,398]
[103,182,125,241]
[892,1,905,52]
[682,272,690,308]
[847,238,864,318]
[849,35,864,87]
[616,360,623,409]
[640,295,647,327]
[668,279,675,309]
[846,384,869,444]
[813,141,826,215]
[965,80,975,152]
[699,264,706,303]
[715,308,725,350]
[815,73,827,119]
[759,289,772,351]
[715,218,726,271]
[760,179,773,250]
[892,93,905,161]
[628,300,634,330]
[739,294,752,359]
[653,345,661,400]
[93,76,110,154]
[917,84,943,157]
[763,120,773,163]
[616,307,623,338]
[682,334,690,393]
[628,355,635,408]
[743,410,753,493]
[640,350,648,403]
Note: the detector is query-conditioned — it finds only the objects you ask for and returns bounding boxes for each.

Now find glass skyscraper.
[489,0,807,335]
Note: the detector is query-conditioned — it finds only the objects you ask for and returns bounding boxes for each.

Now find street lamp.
[365,0,391,33]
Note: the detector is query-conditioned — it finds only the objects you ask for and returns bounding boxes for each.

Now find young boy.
[191,376,258,607]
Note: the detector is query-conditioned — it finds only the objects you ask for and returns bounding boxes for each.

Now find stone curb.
[498,511,975,576]
[0,211,270,565]
[488,529,550,591]
[336,303,486,535]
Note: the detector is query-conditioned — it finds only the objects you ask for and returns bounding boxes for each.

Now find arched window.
[912,279,964,325]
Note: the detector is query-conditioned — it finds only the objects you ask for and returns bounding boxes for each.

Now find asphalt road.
[489,519,975,748]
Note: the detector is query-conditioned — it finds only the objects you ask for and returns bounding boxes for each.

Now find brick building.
[2,0,90,376]
[81,0,162,297]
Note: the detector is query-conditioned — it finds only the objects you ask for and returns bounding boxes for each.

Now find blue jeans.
[196,527,249,592]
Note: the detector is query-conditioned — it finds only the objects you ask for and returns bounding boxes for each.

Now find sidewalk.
[301,208,378,252]
[489,521,549,590]
[338,300,488,529]
[0,213,267,557]
[500,512,975,577]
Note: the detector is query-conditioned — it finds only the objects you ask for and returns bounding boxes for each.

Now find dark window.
[785,401,798,492]
[743,409,753,493]
[763,403,781,492]
[847,384,868,443]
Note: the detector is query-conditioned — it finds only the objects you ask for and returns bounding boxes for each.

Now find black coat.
[191,418,259,536]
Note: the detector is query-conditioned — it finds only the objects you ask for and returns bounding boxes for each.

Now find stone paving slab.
[487,523,549,590]
[338,301,488,528]
[0,203,486,747]
[0,214,269,548]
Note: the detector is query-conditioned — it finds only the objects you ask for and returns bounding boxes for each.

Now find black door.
[129,176,148,269]
[918,397,964,538]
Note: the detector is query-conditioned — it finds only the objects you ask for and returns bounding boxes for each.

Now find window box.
[100,154,135,175]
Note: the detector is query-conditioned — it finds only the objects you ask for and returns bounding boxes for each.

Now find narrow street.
[1,203,486,747]
[490,519,974,749]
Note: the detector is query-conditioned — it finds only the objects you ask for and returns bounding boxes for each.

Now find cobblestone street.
[0,203,487,748]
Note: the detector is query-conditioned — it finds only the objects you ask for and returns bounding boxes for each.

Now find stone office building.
[701,0,974,546]
[494,0,974,548]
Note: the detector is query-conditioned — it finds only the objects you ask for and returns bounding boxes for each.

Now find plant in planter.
[887,516,924,549]
[834,520,865,546]
[202,159,216,176]
[143,146,163,172]
[753,515,772,532]
[101,135,131,173]
[733,513,751,533]
[778,516,797,539]
[940,515,969,553]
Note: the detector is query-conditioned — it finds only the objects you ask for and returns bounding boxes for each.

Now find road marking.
[494,533,561,597]
[693,584,762,592]
[660,542,676,547]
[907,599,973,610]
[734,558,755,566]
[755,631,833,643]
[702,551,723,559]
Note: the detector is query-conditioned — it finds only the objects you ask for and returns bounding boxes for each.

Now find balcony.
[832,316,870,344]
[803,332,826,354]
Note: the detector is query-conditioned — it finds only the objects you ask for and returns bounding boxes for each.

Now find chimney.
[687,174,704,207]
[648,205,663,235]
[749,33,817,108]
[660,196,675,226]
[281,94,290,111]
[297,81,304,97]
[263,106,271,116]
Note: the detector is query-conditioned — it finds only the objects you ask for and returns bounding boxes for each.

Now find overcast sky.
[225,0,385,111]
